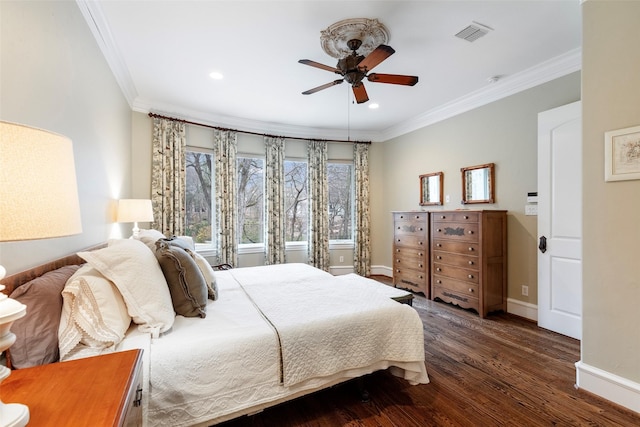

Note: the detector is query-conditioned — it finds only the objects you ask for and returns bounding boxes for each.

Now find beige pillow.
[155,239,208,317]
[191,251,218,301]
[58,265,131,361]
[78,239,174,337]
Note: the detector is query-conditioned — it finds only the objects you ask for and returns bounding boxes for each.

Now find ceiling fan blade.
[302,79,344,95]
[352,83,369,104]
[367,73,419,86]
[298,59,341,74]
[357,44,395,72]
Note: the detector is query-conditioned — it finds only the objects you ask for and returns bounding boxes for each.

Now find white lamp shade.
[116,199,154,223]
[0,121,83,242]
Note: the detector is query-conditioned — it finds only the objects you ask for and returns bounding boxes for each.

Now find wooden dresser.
[392,211,429,297]
[431,210,507,317]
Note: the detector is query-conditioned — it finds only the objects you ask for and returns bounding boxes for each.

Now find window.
[237,156,264,244]
[185,150,214,246]
[284,160,308,242]
[328,162,353,241]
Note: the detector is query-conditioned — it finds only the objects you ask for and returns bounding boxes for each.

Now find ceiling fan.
[298,38,418,104]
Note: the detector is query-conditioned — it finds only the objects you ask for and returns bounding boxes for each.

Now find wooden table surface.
[1,349,142,427]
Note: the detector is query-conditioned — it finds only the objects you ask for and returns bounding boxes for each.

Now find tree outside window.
[237,157,264,244]
[185,150,214,245]
[328,163,353,241]
[284,160,308,242]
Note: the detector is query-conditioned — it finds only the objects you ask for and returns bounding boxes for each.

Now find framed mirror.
[461,163,495,204]
[419,172,443,206]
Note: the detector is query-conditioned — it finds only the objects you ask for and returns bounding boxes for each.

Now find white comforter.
[120,264,429,427]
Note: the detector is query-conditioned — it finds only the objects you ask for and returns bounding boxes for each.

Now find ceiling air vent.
[455,22,493,42]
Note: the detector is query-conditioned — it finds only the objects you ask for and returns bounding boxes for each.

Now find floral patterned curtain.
[264,136,286,264]
[151,118,186,236]
[307,140,329,271]
[353,142,371,276]
[213,129,238,266]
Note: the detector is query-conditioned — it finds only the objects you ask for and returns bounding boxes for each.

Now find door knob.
[539,236,547,253]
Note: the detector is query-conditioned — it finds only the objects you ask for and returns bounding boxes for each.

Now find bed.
[1,237,429,427]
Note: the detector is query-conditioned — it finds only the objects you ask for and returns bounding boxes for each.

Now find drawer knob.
[415,215,420,219]
[468,274,474,279]
[469,288,474,293]
[468,247,474,251]
[468,230,474,234]
[418,227,423,231]
[437,228,442,232]
[437,256,442,260]
[436,279,441,284]
[419,241,424,245]
[436,267,441,272]
[400,215,404,219]
[440,215,446,219]
[396,249,400,252]
[397,239,401,242]
[418,275,423,279]
[418,252,424,256]
[464,215,468,219]
[436,243,442,247]
[468,261,474,265]
[396,259,401,263]
[418,263,423,268]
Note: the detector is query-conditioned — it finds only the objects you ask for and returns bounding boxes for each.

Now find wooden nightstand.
[0,349,143,427]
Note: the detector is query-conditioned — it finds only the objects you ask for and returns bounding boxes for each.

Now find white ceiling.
[78,0,581,142]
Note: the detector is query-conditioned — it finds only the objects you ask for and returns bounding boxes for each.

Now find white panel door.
[537,101,582,340]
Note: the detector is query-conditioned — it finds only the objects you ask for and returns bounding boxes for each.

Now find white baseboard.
[371,265,392,277]
[575,361,640,414]
[329,265,354,275]
[506,298,538,321]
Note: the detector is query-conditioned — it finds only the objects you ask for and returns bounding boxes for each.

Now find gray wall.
[370,73,581,308]
[0,0,132,275]
[582,0,640,384]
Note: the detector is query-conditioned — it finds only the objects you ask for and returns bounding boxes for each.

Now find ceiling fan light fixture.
[368,103,379,110]
[209,71,224,80]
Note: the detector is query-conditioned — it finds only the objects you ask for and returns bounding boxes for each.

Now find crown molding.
[379,48,582,141]
[76,0,138,107]
[79,0,580,143]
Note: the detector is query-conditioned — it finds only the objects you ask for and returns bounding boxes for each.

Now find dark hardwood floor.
[219,276,640,426]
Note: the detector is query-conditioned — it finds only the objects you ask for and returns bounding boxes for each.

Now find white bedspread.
[120,264,429,427]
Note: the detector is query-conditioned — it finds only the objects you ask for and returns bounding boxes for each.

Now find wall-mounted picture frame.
[604,125,640,182]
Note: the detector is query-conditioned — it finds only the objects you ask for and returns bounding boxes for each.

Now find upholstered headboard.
[0,244,105,295]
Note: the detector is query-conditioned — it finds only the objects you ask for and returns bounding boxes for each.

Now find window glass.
[185,150,214,245]
[284,160,308,242]
[328,162,353,241]
[237,156,264,244]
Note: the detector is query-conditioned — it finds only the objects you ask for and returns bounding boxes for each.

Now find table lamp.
[0,121,83,427]
[116,199,154,237]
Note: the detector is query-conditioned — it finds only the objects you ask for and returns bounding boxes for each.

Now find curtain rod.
[147,112,371,145]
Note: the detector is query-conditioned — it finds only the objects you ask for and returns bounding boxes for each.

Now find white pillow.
[58,265,131,361]
[134,229,166,251]
[191,251,218,300]
[78,239,175,337]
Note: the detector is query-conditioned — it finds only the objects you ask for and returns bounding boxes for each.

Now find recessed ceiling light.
[209,71,224,80]
[368,103,379,109]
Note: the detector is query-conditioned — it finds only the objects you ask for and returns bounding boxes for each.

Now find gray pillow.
[9,264,81,368]
[155,239,208,318]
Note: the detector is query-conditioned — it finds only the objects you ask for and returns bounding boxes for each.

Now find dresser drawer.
[432,284,479,311]
[433,239,479,254]
[393,255,427,271]
[394,221,427,237]
[393,267,428,290]
[393,246,427,259]
[432,222,479,242]
[433,263,479,283]
[431,211,479,223]
[394,234,428,248]
[433,251,478,269]
[432,275,478,297]
[394,212,428,223]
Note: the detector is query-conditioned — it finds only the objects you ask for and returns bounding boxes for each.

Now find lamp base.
[0,401,29,427]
